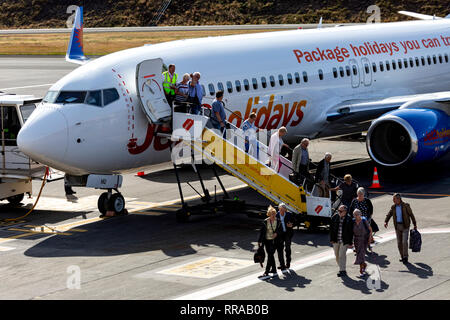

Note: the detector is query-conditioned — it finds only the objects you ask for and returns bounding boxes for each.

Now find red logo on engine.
[315,205,323,214]
[183,119,194,131]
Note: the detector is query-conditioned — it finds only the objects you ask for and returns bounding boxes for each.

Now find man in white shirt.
[268,127,289,172]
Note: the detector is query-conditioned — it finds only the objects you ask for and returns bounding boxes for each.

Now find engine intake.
[367,108,449,167]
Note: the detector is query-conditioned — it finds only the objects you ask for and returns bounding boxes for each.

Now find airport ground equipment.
[0,95,62,205]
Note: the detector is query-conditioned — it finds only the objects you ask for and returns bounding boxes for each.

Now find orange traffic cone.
[369,167,382,189]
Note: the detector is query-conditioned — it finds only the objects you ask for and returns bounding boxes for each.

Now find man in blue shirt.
[384,193,417,264]
[241,112,259,158]
[211,90,226,133]
[188,72,204,114]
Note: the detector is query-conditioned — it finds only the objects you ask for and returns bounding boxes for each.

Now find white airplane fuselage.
[18,20,450,176]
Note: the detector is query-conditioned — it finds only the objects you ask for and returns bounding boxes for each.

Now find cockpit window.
[103,88,120,106]
[42,91,58,103]
[86,90,102,107]
[55,91,87,104]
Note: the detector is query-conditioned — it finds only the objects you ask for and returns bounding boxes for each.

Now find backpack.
[409,229,422,252]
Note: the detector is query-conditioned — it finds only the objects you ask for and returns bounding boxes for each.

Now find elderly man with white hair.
[292,138,313,190]
[187,72,204,115]
[275,202,295,270]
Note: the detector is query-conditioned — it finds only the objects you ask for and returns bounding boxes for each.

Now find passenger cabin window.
[261,77,267,89]
[421,56,426,66]
[86,90,102,107]
[398,59,402,69]
[433,55,437,64]
[352,65,358,75]
[287,73,293,85]
[415,57,420,67]
[379,61,385,72]
[209,83,215,96]
[333,67,338,78]
[294,72,300,83]
[403,59,408,68]
[252,78,258,90]
[409,58,414,67]
[302,71,308,82]
[392,60,397,70]
[269,76,275,87]
[445,54,449,63]
[345,66,351,76]
[372,63,377,73]
[226,81,233,93]
[339,67,344,77]
[427,56,431,65]
[103,88,120,106]
[364,64,369,74]
[318,69,324,80]
[278,75,284,86]
[217,82,224,92]
[243,79,250,91]
[55,91,87,104]
[438,55,443,64]
[384,61,389,71]
[235,80,241,92]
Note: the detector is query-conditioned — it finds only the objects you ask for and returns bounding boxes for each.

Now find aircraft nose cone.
[17,105,68,166]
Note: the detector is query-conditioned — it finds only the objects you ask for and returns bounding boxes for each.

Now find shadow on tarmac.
[400,262,434,279]
[261,270,312,292]
[341,274,389,295]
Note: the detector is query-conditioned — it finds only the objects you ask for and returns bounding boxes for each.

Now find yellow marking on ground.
[8,228,72,236]
[0,232,36,244]
[156,256,254,279]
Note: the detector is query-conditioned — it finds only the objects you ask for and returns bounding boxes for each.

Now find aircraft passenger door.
[348,59,360,88]
[136,58,172,124]
[360,57,372,86]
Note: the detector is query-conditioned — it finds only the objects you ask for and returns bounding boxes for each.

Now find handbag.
[370,219,379,233]
[253,245,265,267]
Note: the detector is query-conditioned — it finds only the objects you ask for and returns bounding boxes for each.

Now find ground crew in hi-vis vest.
[162,64,178,107]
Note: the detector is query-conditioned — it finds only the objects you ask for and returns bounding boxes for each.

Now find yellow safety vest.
[162,71,178,95]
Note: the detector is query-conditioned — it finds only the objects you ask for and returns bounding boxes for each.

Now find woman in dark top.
[349,187,373,222]
[258,206,282,278]
[330,174,358,208]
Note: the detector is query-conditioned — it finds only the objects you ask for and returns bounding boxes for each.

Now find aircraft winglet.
[66,6,89,65]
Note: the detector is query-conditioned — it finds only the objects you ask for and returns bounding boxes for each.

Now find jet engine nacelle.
[366,108,449,166]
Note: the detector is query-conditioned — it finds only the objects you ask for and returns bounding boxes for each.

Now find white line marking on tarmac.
[0,246,15,252]
[173,227,450,300]
[0,83,54,91]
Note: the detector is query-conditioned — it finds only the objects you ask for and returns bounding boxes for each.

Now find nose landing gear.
[97,189,126,217]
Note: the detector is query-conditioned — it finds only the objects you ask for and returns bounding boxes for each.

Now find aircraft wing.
[398,10,445,20]
[326,91,450,124]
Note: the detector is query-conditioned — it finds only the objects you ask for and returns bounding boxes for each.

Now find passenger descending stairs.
[173,113,308,215]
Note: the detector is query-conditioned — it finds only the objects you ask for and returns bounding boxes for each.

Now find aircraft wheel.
[7,193,24,205]
[97,192,109,215]
[108,193,125,215]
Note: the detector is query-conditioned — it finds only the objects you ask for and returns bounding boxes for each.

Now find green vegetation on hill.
[0,0,448,29]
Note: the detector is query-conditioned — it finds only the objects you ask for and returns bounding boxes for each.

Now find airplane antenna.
[150,0,173,26]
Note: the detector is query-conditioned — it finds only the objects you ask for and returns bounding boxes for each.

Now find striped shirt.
[175,83,189,102]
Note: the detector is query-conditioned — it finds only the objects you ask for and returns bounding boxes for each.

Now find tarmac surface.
[0,57,449,300]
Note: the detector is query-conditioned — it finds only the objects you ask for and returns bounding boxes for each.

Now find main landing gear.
[97,189,127,216]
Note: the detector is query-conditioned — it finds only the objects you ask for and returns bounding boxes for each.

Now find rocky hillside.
[0,0,448,28]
